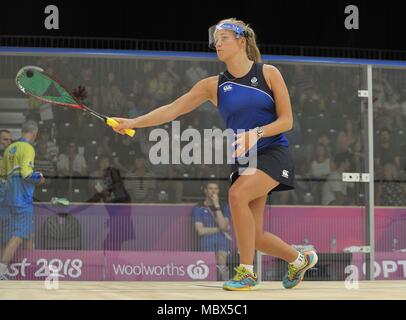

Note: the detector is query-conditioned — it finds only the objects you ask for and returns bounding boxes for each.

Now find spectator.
[88,156,131,204]
[193,182,232,281]
[335,119,357,155]
[139,61,156,83]
[348,137,364,173]
[376,162,406,206]
[342,74,362,119]
[300,87,324,118]
[372,70,393,111]
[295,158,313,204]
[57,141,88,200]
[25,97,42,123]
[123,156,156,202]
[114,136,142,174]
[325,82,343,118]
[381,94,402,131]
[147,71,175,104]
[103,84,128,116]
[375,129,400,171]
[321,152,351,205]
[317,134,332,159]
[34,139,57,201]
[292,64,314,91]
[126,80,146,117]
[106,71,116,87]
[185,61,209,87]
[0,130,12,156]
[34,127,58,162]
[309,144,331,204]
[310,144,331,179]
[164,60,181,89]
[87,143,111,174]
[57,141,88,177]
[127,79,143,101]
[87,156,134,250]
[80,66,96,89]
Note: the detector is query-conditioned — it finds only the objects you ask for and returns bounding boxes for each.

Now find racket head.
[15,65,83,110]
[15,66,135,137]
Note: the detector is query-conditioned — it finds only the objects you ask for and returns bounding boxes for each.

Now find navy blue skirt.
[230,145,295,194]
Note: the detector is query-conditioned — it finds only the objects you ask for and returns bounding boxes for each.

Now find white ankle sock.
[0,263,7,276]
[290,252,306,268]
[240,264,254,274]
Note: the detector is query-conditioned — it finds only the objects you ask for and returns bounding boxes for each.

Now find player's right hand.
[111,117,135,135]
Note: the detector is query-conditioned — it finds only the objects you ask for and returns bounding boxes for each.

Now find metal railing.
[2,35,406,61]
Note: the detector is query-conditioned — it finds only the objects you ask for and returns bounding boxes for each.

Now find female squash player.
[112,18,318,291]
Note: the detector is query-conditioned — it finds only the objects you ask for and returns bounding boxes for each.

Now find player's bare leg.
[0,236,23,279]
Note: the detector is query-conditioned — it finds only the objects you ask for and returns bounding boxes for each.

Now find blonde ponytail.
[246,27,261,62]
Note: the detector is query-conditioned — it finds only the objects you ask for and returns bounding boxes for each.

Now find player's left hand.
[232,130,259,158]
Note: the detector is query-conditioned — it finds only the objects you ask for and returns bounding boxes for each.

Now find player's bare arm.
[112,76,218,134]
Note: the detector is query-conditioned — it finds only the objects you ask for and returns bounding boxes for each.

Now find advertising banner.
[349,252,406,280]
[8,250,216,281]
[105,251,216,281]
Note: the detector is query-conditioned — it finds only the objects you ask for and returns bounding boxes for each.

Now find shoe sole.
[223,284,261,291]
[285,251,319,289]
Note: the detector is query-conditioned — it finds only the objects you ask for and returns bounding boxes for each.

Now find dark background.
[0,0,405,51]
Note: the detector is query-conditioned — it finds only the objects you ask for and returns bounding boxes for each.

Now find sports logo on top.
[223,84,233,92]
[250,77,258,87]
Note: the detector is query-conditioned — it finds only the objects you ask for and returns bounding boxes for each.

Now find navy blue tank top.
[217,62,289,151]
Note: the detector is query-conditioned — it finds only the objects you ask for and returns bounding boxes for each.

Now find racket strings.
[17,69,78,107]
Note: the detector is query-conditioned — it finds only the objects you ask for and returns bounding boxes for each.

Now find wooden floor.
[0,281,405,300]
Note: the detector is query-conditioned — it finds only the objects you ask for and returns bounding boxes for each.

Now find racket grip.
[106,118,136,137]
